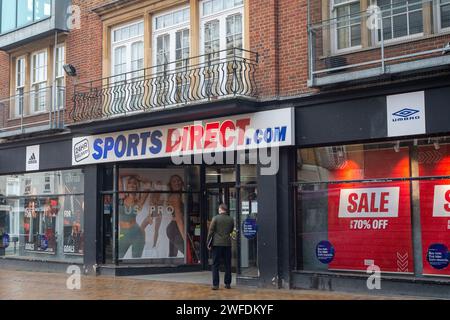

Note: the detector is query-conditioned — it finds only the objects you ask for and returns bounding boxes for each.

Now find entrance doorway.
[205,184,238,272]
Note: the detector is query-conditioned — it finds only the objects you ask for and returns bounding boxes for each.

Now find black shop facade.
[0,107,295,288]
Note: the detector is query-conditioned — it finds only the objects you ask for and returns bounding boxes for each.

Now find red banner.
[328,181,414,273]
[418,145,450,276]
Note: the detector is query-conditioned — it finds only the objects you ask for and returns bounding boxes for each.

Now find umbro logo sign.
[392,108,421,122]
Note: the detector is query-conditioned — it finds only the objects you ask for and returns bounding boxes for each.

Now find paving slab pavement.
[0,269,418,300]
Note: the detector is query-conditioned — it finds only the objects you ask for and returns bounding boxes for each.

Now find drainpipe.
[274,0,280,98]
[274,0,283,290]
[52,30,58,129]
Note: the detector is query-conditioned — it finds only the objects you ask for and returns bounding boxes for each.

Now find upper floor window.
[153,7,190,72]
[202,0,243,16]
[376,0,423,41]
[55,45,65,109]
[332,0,361,51]
[31,50,48,112]
[0,0,51,34]
[111,20,144,82]
[201,0,244,58]
[15,56,26,117]
[438,0,450,31]
[155,7,189,30]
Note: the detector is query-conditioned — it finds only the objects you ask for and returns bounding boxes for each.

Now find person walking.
[207,203,235,290]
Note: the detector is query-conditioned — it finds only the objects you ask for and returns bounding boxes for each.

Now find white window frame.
[55,44,65,110]
[200,1,244,97]
[200,0,244,58]
[30,49,48,114]
[374,0,424,44]
[330,0,362,54]
[111,19,145,81]
[153,6,191,70]
[436,0,450,33]
[14,56,26,118]
[153,6,191,105]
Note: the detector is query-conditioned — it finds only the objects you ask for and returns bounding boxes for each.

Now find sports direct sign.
[72,108,294,165]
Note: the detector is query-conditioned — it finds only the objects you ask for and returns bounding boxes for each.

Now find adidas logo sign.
[28,153,37,165]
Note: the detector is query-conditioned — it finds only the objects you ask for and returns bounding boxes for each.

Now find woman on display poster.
[118,169,186,260]
[23,198,40,252]
[118,175,152,259]
[166,174,185,258]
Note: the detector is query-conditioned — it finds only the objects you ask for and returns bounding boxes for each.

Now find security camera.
[63,64,77,76]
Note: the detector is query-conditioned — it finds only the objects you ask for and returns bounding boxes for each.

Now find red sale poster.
[328,181,414,273]
[418,145,450,276]
[326,147,413,273]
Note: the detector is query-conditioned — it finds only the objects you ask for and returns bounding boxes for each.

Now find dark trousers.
[119,225,145,259]
[166,221,185,257]
[212,246,232,287]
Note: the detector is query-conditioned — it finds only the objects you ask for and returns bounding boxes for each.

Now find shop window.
[296,138,450,277]
[417,139,450,276]
[0,169,84,263]
[240,165,258,277]
[115,167,200,265]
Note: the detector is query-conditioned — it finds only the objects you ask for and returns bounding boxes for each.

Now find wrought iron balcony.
[0,86,65,138]
[308,0,450,87]
[71,48,258,123]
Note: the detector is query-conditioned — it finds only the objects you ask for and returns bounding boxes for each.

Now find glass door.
[102,195,113,264]
[205,184,238,271]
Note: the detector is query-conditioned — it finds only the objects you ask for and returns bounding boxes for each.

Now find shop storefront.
[68,107,294,280]
[292,86,450,297]
[0,169,84,263]
[0,107,294,283]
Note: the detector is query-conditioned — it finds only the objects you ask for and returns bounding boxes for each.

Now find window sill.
[8,109,64,121]
[321,31,450,59]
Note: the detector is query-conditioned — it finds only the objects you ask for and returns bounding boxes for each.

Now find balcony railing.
[0,86,65,138]
[72,48,259,123]
[308,0,450,86]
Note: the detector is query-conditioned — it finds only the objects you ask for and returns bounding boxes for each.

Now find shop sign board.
[387,91,426,137]
[26,145,40,172]
[72,108,295,165]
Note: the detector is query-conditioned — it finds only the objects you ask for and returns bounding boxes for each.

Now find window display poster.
[62,196,84,255]
[418,145,450,276]
[118,169,186,260]
[23,197,59,254]
[419,180,450,276]
[327,181,414,273]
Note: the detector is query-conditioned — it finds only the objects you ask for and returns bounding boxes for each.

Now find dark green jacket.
[207,214,235,247]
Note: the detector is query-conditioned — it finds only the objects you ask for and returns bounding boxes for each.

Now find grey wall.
[0,138,72,175]
[295,85,450,147]
[295,96,387,147]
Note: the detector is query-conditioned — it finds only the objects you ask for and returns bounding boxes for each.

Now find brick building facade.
[0,0,449,298]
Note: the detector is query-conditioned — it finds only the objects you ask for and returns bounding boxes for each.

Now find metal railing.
[72,48,259,123]
[0,86,65,137]
[308,0,450,86]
